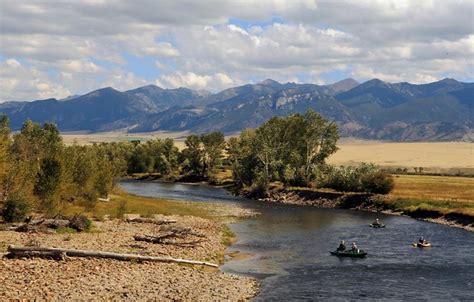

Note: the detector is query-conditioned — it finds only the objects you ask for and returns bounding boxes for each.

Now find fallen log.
[6,245,218,268]
[159,225,205,238]
[126,217,177,225]
[13,219,70,233]
[133,233,175,243]
[133,234,203,247]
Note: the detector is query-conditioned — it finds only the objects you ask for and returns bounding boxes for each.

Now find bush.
[1,194,30,222]
[323,163,394,194]
[69,214,92,231]
[360,171,394,194]
[116,200,127,220]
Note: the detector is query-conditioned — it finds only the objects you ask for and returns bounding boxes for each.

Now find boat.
[369,223,386,228]
[330,250,367,258]
[413,242,432,248]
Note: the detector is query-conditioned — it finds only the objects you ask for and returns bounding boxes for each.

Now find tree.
[254,117,289,188]
[201,132,225,178]
[34,157,62,213]
[301,110,339,184]
[180,134,204,179]
[0,115,11,202]
[227,110,340,195]
[127,145,153,174]
[227,130,258,189]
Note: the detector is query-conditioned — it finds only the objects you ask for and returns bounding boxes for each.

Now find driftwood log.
[6,245,218,268]
[126,217,177,225]
[133,225,205,246]
[12,219,71,233]
[133,234,203,247]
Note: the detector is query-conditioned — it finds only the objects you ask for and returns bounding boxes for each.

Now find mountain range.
[1,78,472,141]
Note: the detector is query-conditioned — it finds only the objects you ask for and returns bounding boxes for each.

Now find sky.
[0,0,473,102]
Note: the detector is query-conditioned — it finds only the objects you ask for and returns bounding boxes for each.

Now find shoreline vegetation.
[135,175,474,233]
[1,111,472,299]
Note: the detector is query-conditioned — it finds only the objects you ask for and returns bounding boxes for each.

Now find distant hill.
[1,78,472,141]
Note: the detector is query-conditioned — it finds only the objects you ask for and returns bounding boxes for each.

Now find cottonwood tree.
[180,134,204,179]
[201,132,225,179]
[301,110,339,183]
[34,157,62,213]
[227,110,339,194]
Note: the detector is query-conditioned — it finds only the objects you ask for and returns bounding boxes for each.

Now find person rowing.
[337,240,346,251]
[373,218,381,226]
[419,236,426,244]
[350,242,359,253]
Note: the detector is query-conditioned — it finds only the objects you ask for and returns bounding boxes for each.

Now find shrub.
[360,171,394,194]
[69,214,92,231]
[323,163,394,194]
[1,194,30,222]
[116,200,127,220]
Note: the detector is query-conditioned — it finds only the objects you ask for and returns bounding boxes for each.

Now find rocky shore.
[255,188,474,232]
[0,214,258,300]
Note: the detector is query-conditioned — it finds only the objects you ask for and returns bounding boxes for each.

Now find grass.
[61,188,216,220]
[328,139,474,172]
[275,174,474,217]
[220,224,236,247]
[390,174,474,202]
[385,174,474,216]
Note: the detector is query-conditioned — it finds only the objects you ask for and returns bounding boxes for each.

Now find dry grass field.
[386,174,474,216]
[329,139,473,170]
[390,175,474,202]
[61,130,189,147]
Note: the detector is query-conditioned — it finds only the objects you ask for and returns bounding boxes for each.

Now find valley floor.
[328,139,473,173]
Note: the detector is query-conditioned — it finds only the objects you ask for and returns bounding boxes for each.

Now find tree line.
[0,110,393,222]
[227,110,393,196]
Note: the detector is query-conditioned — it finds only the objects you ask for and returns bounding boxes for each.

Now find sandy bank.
[0,215,257,300]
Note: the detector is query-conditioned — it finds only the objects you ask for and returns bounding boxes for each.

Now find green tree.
[181,134,204,179]
[0,114,12,202]
[34,157,62,213]
[127,145,153,174]
[301,110,339,184]
[201,132,225,178]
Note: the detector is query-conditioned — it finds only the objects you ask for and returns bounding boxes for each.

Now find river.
[120,181,474,301]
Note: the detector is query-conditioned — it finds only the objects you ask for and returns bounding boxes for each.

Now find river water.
[120,181,474,301]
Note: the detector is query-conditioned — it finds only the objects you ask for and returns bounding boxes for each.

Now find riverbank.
[129,175,474,232]
[0,191,259,300]
[254,187,474,232]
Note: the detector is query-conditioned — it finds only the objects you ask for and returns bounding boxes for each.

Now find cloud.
[156,72,238,91]
[0,59,71,101]
[0,0,472,101]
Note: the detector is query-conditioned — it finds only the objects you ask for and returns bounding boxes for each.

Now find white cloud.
[157,72,238,91]
[0,59,71,101]
[0,0,472,101]
[103,72,148,91]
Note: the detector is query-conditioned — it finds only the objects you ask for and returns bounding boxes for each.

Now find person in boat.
[419,236,426,244]
[372,218,381,226]
[350,242,359,252]
[337,240,346,251]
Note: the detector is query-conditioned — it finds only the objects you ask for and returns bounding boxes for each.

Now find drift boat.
[369,223,386,228]
[413,242,432,248]
[330,250,367,258]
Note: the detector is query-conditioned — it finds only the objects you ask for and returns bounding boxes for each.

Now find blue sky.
[1,0,473,101]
